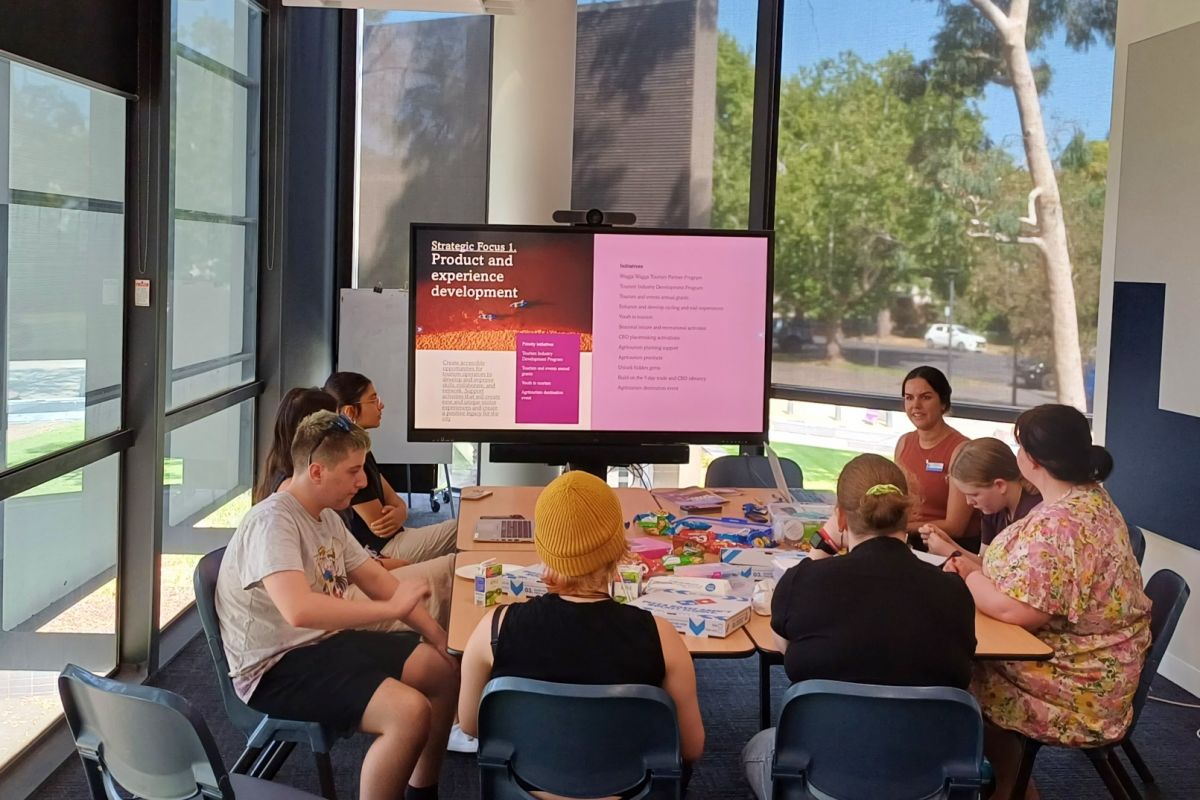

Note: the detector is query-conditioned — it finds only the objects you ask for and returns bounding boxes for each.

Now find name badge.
[925,460,945,473]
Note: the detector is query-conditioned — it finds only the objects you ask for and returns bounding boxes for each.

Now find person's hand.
[386,578,430,620]
[942,555,981,579]
[369,505,404,537]
[805,547,834,561]
[920,524,958,557]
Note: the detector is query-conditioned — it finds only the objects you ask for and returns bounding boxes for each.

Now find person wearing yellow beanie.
[534,470,630,582]
[456,471,705,786]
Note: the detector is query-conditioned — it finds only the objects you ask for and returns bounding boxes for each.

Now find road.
[772,338,1057,407]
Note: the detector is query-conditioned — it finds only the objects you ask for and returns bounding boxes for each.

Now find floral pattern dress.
[974,484,1151,746]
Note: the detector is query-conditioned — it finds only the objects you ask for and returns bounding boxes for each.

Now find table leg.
[759,653,771,730]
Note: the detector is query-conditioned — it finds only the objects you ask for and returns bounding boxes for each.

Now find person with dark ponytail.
[254,388,337,504]
[323,372,458,567]
[743,454,976,799]
[944,404,1150,799]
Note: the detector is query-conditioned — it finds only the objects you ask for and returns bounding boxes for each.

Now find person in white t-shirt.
[216,410,457,800]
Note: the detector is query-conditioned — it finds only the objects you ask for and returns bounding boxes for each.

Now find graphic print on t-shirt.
[314,544,348,598]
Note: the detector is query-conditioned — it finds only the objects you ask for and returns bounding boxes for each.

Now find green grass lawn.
[8,421,182,497]
[767,441,859,492]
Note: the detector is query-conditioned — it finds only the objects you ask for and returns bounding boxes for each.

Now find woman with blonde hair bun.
[743,453,976,799]
[921,437,1041,560]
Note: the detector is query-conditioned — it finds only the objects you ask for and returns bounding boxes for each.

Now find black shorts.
[248,630,421,732]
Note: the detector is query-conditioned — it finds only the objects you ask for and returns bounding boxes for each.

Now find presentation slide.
[411,227,768,436]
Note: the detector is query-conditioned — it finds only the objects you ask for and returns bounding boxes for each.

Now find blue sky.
[377,1,1117,159]
[718,0,1116,157]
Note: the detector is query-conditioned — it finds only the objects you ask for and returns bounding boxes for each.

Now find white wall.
[1095,0,1200,697]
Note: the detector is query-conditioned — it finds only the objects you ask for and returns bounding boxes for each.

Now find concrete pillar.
[480,0,577,487]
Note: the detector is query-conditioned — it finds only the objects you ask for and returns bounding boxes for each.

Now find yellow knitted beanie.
[534,471,627,577]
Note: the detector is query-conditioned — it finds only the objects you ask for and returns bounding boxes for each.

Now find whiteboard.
[337,289,453,464]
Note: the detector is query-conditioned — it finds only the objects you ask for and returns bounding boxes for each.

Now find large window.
[0,57,126,766]
[169,0,263,409]
[160,400,254,627]
[159,0,264,626]
[3,62,125,469]
[573,0,757,230]
[354,10,492,290]
[770,1,1113,412]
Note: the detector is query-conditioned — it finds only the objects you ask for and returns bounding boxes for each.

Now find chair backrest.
[477,677,682,800]
[705,455,804,490]
[1128,524,1146,565]
[58,663,234,800]
[194,547,267,737]
[1129,569,1190,731]
[773,680,984,800]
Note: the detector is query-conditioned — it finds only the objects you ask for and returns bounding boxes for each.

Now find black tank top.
[491,594,667,687]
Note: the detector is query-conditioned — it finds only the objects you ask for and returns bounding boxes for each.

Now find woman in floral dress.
[945,404,1150,799]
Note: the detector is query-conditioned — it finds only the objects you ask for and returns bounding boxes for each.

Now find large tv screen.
[408,223,772,444]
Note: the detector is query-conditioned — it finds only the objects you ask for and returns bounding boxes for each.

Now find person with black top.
[253,387,337,504]
[323,372,458,568]
[742,453,976,799]
[458,471,705,794]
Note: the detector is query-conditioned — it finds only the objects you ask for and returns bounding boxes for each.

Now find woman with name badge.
[895,365,976,545]
[458,471,705,797]
[944,404,1150,800]
[921,437,1042,563]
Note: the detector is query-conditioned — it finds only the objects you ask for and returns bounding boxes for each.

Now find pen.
[941,550,963,567]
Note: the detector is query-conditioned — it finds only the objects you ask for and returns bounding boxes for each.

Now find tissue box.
[720,547,806,580]
[631,590,751,638]
[501,564,549,599]
[769,500,835,544]
[474,559,503,606]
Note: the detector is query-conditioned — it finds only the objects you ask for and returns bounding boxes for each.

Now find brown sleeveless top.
[898,427,969,525]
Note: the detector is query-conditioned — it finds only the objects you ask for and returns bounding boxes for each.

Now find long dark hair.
[323,371,372,412]
[254,387,337,503]
[1015,404,1114,484]
[902,365,952,411]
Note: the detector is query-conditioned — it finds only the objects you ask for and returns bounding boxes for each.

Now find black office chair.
[194,548,339,799]
[477,677,684,799]
[1127,524,1146,566]
[769,680,987,799]
[705,454,803,491]
[59,664,324,800]
[1010,569,1190,800]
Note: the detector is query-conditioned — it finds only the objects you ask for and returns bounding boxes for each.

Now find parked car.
[773,317,815,353]
[1015,358,1057,391]
[924,323,987,352]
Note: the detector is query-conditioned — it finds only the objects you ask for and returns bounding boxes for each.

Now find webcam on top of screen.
[552,208,638,227]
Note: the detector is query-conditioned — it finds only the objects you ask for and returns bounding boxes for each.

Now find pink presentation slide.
[590,234,768,432]
[515,333,580,424]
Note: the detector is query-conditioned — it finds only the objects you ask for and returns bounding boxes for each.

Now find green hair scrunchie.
[865,483,902,497]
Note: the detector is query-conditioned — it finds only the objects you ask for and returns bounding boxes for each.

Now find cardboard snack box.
[630,589,751,638]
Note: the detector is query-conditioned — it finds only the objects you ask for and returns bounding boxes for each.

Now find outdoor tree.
[925,0,1117,409]
[771,51,983,360]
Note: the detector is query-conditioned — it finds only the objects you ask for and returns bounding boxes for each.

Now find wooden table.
[448,550,755,658]
[456,486,659,551]
[743,607,1053,728]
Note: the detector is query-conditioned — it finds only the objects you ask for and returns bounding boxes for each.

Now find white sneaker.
[447,722,478,753]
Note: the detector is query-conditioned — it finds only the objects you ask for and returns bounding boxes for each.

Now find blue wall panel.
[1106,281,1200,549]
